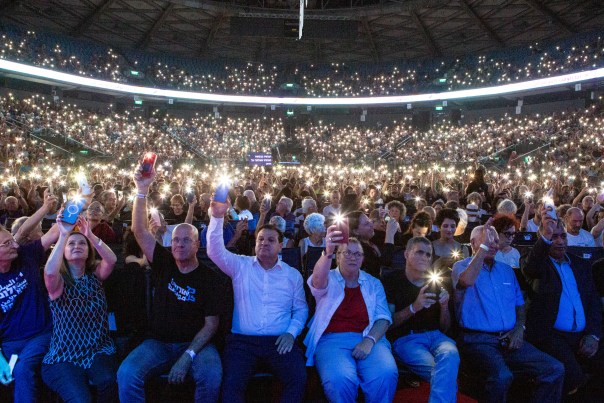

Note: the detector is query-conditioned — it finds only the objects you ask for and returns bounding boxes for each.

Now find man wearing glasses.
[0,192,60,402]
[208,199,308,403]
[118,164,226,403]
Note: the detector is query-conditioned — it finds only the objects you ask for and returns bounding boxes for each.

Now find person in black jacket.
[522,216,604,401]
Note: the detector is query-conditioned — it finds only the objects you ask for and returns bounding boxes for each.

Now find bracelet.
[136,193,147,199]
[479,244,489,251]
[364,335,377,345]
[185,349,196,360]
[589,334,600,342]
[409,303,416,314]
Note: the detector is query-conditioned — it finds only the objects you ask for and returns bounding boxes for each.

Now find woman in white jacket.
[304,226,398,403]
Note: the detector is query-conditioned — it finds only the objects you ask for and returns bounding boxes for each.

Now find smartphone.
[334,216,349,244]
[62,198,85,225]
[215,183,229,204]
[229,207,240,220]
[141,152,157,178]
[427,279,441,298]
[262,195,272,210]
[117,190,123,198]
[186,192,196,204]
[75,174,91,196]
[48,182,54,195]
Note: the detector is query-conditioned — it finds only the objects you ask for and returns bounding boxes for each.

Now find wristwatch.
[322,251,336,259]
[185,349,196,360]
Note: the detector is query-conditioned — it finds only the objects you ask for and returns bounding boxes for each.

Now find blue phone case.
[62,199,85,225]
[215,183,229,203]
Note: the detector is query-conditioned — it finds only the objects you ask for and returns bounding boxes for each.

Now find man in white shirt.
[207,200,309,403]
[564,208,595,247]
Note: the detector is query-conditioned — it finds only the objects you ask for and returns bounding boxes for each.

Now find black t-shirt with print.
[384,270,441,342]
[150,246,226,342]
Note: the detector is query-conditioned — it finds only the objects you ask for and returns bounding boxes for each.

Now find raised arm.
[206,200,241,277]
[76,216,116,281]
[521,216,555,279]
[131,166,158,263]
[184,196,197,224]
[520,200,532,231]
[457,219,495,288]
[311,225,339,290]
[15,189,56,245]
[44,218,74,300]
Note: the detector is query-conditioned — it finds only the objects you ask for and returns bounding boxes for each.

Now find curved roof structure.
[1,0,603,63]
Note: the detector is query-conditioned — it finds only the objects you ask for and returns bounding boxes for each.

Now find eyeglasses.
[501,231,516,239]
[337,251,364,259]
[171,237,194,245]
[0,238,17,248]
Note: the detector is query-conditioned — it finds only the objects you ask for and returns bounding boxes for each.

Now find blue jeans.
[393,330,460,403]
[1,331,51,403]
[221,333,306,403]
[459,332,564,403]
[314,332,398,403]
[41,353,118,403]
[117,339,222,403]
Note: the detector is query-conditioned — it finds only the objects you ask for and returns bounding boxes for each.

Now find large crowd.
[0,93,603,402]
[0,28,602,97]
[0,24,603,402]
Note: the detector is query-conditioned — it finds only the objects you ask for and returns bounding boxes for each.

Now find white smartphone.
[9,354,17,375]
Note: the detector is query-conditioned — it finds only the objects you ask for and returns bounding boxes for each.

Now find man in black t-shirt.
[384,237,460,403]
[117,165,226,403]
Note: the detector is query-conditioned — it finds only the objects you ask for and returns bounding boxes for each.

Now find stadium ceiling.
[0,0,603,64]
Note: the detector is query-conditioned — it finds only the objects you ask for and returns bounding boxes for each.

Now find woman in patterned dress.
[41,214,118,403]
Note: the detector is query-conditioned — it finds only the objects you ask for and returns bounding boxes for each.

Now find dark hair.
[341,193,359,214]
[60,232,97,286]
[407,211,432,235]
[124,230,143,259]
[492,213,519,233]
[444,201,459,210]
[256,224,284,243]
[435,208,460,226]
[234,195,250,211]
[347,210,365,236]
[386,200,406,220]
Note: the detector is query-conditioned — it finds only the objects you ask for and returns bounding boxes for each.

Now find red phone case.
[336,217,349,244]
[141,152,157,178]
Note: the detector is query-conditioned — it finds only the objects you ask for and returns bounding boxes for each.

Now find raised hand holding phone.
[333,214,349,244]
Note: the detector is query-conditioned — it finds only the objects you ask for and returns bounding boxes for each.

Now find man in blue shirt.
[452,220,564,403]
[522,216,604,401]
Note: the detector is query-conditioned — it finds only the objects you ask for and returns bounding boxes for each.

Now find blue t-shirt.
[0,240,51,342]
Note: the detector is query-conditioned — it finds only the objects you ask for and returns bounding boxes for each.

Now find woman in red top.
[304,230,398,403]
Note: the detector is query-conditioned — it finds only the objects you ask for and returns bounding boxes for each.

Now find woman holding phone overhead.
[41,213,118,403]
[304,225,398,403]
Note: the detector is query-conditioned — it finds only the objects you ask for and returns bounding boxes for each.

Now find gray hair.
[243,189,257,203]
[497,199,518,215]
[301,198,317,214]
[405,236,432,252]
[279,196,293,212]
[269,216,286,233]
[303,213,325,235]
